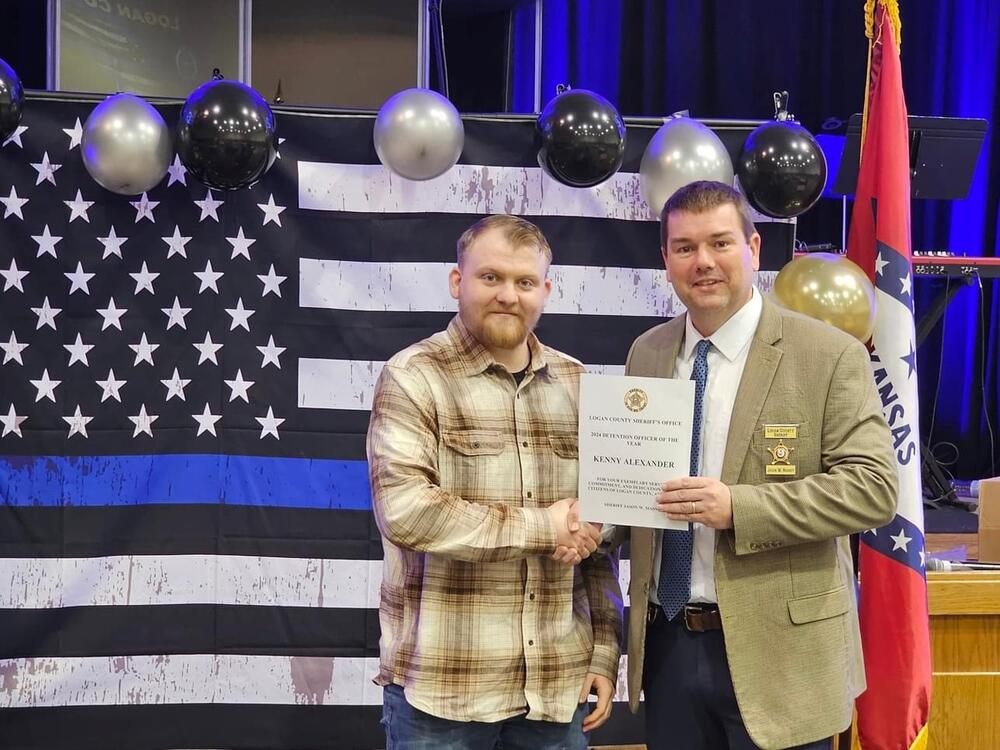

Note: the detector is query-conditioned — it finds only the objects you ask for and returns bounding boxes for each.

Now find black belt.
[647,602,723,632]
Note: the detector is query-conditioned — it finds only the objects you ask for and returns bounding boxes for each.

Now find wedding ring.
[690,501,696,515]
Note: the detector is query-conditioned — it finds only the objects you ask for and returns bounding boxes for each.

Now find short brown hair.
[456,215,552,267]
[660,181,756,245]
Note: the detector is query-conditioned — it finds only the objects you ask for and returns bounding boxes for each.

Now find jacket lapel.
[720,299,784,485]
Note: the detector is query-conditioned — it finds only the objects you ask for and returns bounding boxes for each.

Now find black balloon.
[737,120,827,218]
[0,58,25,143]
[176,79,277,191]
[536,89,626,188]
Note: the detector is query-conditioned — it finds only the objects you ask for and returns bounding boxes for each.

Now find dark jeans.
[380,684,589,750]
[642,612,833,750]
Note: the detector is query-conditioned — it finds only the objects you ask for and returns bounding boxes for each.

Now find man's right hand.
[546,499,601,564]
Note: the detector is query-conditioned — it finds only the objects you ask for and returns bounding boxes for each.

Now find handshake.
[545,498,603,566]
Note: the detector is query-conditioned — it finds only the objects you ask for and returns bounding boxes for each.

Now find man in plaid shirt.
[367,215,623,749]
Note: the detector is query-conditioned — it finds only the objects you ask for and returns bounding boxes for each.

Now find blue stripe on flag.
[0,455,372,509]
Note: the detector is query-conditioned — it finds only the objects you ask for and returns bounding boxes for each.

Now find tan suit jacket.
[624,298,897,750]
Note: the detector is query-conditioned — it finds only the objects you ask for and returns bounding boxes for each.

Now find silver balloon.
[639,117,734,215]
[374,88,464,181]
[82,93,172,195]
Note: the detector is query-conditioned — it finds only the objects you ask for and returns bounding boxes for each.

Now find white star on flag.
[890,529,912,552]
[63,118,83,149]
[224,369,254,402]
[31,225,63,259]
[130,192,159,222]
[30,369,61,402]
[31,297,61,330]
[128,404,158,438]
[1,332,28,365]
[97,298,128,330]
[900,272,912,296]
[193,332,223,365]
[257,194,286,226]
[225,298,255,331]
[31,152,62,186]
[256,406,284,439]
[161,367,192,401]
[64,405,93,438]
[64,261,95,295]
[2,124,28,148]
[166,155,187,186]
[194,260,224,293]
[226,227,256,260]
[130,261,159,295]
[1,404,27,438]
[96,369,127,402]
[98,226,128,259]
[194,190,223,222]
[129,333,159,366]
[258,264,286,297]
[64,333,94,366]
[1,258,29,292]
[193,403,222,436]
[162,225,193,258]
[257,335,286,369]
[162,297,192,329]
[875,252,888,276]
[1,185,29,219]
[64,189,94,223]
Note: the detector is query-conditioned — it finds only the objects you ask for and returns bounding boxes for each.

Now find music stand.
[831,113,987,198]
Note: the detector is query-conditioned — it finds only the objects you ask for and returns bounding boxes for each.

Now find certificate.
[578,373,694,530]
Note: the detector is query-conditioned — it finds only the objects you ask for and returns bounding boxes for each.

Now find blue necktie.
[658,338,711,619]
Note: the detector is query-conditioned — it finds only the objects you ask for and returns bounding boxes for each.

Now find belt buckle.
[683,605,709,633]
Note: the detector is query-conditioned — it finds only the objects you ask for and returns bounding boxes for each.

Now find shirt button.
[522,441,528,448]
[526,491,533,499]
[472,441,480,448]
[529,592,535,600]
[528,640,534,646]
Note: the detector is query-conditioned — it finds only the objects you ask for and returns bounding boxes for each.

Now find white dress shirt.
[650,288,762,605]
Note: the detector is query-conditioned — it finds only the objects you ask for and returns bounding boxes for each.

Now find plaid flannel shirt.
[367,315,622,723]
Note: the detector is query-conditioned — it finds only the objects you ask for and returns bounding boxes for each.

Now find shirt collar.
[681,287,762,363]
[446,314,549,377]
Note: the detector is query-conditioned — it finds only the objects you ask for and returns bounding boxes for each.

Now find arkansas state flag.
[847,2,933,749]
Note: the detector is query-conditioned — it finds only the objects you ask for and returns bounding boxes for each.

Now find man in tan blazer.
[624,181,897,749]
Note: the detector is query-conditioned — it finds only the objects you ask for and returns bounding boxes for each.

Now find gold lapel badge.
[764,427,797,476]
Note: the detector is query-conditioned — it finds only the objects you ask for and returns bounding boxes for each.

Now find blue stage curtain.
[515,0,999,480]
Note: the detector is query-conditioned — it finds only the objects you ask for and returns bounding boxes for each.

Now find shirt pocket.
[548,434,579,458]
[439,429,506,502]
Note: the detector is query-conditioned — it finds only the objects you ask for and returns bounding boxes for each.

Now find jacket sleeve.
[367,363,557,562]
[729,340,898,553]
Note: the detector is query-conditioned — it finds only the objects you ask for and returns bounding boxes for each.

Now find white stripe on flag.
[299,259,777,316]
[298,162,656,221]
[0,555,632,611]
[0,655,383,707]
[298,358,625,410]
[0,654,639,708]
[0,556,382,609]
[299,260,678,316]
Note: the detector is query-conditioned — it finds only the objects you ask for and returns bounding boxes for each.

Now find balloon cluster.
[3,56,278,195]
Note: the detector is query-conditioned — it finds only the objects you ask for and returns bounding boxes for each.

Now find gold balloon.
[772,253,877,342]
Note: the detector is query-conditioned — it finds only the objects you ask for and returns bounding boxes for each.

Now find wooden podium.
[924,570,1000,749]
